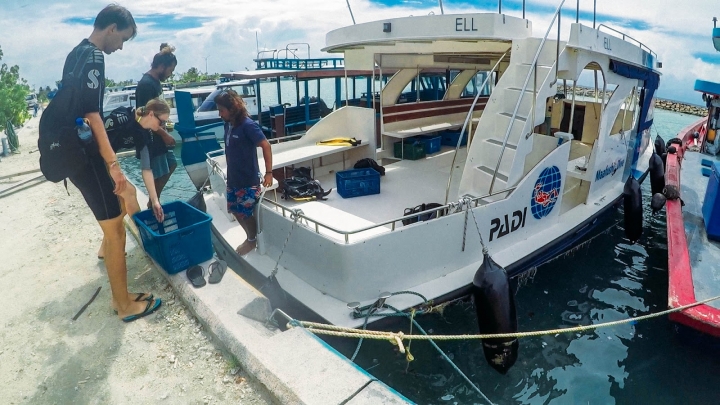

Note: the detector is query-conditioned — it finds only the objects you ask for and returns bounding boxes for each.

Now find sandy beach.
[0,113,274,404]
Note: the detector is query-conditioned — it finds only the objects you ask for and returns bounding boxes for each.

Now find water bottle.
[76,118,93,145]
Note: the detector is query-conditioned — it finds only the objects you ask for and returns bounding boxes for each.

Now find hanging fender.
[649,153,665,196]
[623,176,643,243]
[471,252,519,374]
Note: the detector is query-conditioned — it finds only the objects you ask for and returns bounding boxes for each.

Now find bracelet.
[265,171,272,174]
[107,160,118,168]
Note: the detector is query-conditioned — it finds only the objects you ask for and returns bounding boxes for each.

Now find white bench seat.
[293,201,389,242]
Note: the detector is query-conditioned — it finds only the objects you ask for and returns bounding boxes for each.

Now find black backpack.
[353,158,385,175]
[104,106,138,152]
[38,47,94,183]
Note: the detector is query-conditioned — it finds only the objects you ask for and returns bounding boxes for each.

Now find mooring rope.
[291,294,720,341]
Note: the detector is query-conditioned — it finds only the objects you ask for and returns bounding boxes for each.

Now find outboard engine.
[471,252,518,374]
[649,153,665,195]
[623,177,643,243]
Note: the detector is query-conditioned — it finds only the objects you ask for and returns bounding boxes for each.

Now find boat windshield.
[198,83,255,112]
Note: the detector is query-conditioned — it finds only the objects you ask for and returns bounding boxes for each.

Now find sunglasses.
[153,114,167,128]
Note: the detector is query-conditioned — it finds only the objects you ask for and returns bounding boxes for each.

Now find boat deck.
[666,133,720,337]
[679,151,720,310]
[273,146,468,226]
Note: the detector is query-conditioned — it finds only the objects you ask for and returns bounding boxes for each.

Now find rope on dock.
[290,294,720,341]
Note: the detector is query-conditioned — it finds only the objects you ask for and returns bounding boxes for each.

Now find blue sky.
[0,0,718,104]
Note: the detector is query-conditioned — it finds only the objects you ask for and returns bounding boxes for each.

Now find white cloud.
[1,0,718,103]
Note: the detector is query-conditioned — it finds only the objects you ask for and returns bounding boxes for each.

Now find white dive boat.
[199,4,660,328]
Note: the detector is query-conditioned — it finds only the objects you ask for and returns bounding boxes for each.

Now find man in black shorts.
[64,4,161,322]
[135,44,177,204]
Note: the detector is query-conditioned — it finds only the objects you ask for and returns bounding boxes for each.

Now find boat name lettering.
[595,158,625,181]
[489,207,527,242]
[455,18,478,32]
[604,37,612,51]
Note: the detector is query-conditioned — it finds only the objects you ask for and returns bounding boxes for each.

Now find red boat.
[665,104,720,337]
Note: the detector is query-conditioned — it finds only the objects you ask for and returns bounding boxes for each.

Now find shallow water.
[121,109,720,405]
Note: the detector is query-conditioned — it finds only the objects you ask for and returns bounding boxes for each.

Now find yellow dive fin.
[316,137,361,147]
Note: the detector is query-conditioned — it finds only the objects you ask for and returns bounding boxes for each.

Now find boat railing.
[260,186,516,244]
[489,0,566,194]
[444,51,509,204]
[255,57,345,71]
[596,24,657,61]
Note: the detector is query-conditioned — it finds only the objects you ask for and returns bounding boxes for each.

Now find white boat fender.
[651,193,666,215]
[623,177,643,243]
[649,153,665,195]
[471,252,518,375]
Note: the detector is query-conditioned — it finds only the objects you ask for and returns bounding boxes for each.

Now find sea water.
[120,108,720,404]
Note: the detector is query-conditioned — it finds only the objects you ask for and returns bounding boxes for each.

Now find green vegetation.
[0,45,30,132]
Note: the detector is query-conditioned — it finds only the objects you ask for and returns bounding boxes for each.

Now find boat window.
[462,71,493,98]
[197,89,221,112]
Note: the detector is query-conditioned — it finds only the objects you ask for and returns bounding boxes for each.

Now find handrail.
[488,0,566,194]
[286,43,310,59]
[259,185,516,244]
[444,51,509,204]
[596,24,657,61]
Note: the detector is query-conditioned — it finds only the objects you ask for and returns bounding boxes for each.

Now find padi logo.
[595,158,625,181]
[489,207,527,241]
[50,142,60,150]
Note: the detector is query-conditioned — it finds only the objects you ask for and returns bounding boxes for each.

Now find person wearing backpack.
[42,5,161,322]
[97,98,170,259]
[134,44,177,207]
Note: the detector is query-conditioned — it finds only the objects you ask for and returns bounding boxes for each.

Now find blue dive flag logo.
[530,166,561,219]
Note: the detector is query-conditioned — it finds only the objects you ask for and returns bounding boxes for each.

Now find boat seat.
[293,201,389,242]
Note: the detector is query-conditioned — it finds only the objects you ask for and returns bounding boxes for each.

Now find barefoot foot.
[235,239,257,256]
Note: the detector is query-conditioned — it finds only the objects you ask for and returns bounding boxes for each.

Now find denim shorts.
[150,150,177,179]
[227,185,261,219]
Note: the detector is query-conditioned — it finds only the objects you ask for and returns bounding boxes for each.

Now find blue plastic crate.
[393,140,426,160]
[133,201,213,274]
[336,168,381,198]
[703,162,720,241]
[441,130,467,147]
[416,135,442,154]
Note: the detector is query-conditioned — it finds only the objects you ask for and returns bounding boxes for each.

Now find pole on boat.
[345,0,356,24]
[593,0,596,28]
[498,0,502,14]
[557,9,561,83]
[522,0,525,19]
[438,0,444,15]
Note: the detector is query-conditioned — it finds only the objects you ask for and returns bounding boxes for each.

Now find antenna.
[345,0,356,24]
[438,0,444,14]
[256,31,259,55]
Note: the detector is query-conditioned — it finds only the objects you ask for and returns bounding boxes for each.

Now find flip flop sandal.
[208,260,227,284]
[122,298,162,323]
[187,265,206,288]
[113,293,154,314]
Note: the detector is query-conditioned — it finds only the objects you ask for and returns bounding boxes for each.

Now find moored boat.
[664,23,720,336]
[190,2,661,334]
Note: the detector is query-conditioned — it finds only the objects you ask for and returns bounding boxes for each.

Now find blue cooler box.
[702,162,720,240]
[336,168,381,198]
[133,201,213,274]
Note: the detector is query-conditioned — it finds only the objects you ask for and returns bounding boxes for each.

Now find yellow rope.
[294,294,720,341]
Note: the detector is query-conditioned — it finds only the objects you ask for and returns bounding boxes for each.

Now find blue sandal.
[122,298,162,323]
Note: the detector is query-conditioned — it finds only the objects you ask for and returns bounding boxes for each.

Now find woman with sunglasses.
[97,98,169,259]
